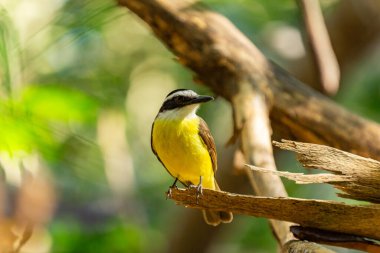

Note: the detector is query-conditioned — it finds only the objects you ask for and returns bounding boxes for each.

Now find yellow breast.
[152,117,215,189]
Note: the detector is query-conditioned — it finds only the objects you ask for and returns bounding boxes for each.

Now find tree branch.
[290,226,380,253]
[297,0,340,95]
[118,0,380,161]
[272,140,380,203]
[247,139,380,251]
[291,0,380,90]
[231,88,294,245]
[170,188,380,241]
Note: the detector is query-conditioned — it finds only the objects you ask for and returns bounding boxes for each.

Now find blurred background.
[0,0,379,252]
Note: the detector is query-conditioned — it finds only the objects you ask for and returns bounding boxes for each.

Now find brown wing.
[199,118,217,173]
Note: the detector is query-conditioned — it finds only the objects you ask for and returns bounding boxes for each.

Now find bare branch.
[298,0,340,95]
[283,240,335,253]
[248,165,351,184]
[292,0,380,91]
[290,226,380,253]
[231,88,294,245]
[170,188,380,241]
[273,140,380,203]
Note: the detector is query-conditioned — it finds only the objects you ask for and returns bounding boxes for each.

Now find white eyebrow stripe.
[164,90,198,102]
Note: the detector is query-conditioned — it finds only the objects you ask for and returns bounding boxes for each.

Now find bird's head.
[157,89,214,119]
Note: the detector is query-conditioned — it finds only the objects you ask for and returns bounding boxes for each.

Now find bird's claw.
[196,183,203,203]
[189,183,203,204]
[166,178,179,199]
[166,185,178,200]
[166,188,172,199]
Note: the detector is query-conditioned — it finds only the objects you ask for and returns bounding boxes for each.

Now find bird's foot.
[166,178,179,199]
[166,186,178,199]
[166,188,171,200]
[189,178,203,204]
[195,183,203,204]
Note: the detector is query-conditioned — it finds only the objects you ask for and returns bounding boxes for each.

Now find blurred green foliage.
[51,219,150,253]
[0,85,97,156]
[0,0,377,252]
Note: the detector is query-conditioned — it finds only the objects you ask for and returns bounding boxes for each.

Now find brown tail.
[202,180,233,226]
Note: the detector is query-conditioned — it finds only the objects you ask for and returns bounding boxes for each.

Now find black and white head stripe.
[164,89,198,102]
[159,89,213,112]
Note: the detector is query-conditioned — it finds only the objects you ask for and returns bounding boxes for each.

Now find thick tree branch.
[231,89,294,245]
[290,226,380,253]
[118,0,380,160]
[170,188,380,241]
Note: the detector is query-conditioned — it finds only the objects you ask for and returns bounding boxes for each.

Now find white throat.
[157,104,199,120]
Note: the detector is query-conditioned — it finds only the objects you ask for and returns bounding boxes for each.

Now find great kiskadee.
[151,89,233,226]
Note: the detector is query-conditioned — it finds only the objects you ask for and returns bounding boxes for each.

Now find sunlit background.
[0,0,379,252]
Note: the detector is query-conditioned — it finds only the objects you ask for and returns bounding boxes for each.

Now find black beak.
[189,95,214,105]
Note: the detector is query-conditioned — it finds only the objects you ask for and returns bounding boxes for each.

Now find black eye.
[175,96,187,103]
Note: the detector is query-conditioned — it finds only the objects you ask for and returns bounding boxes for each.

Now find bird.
[151,89,233,226]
